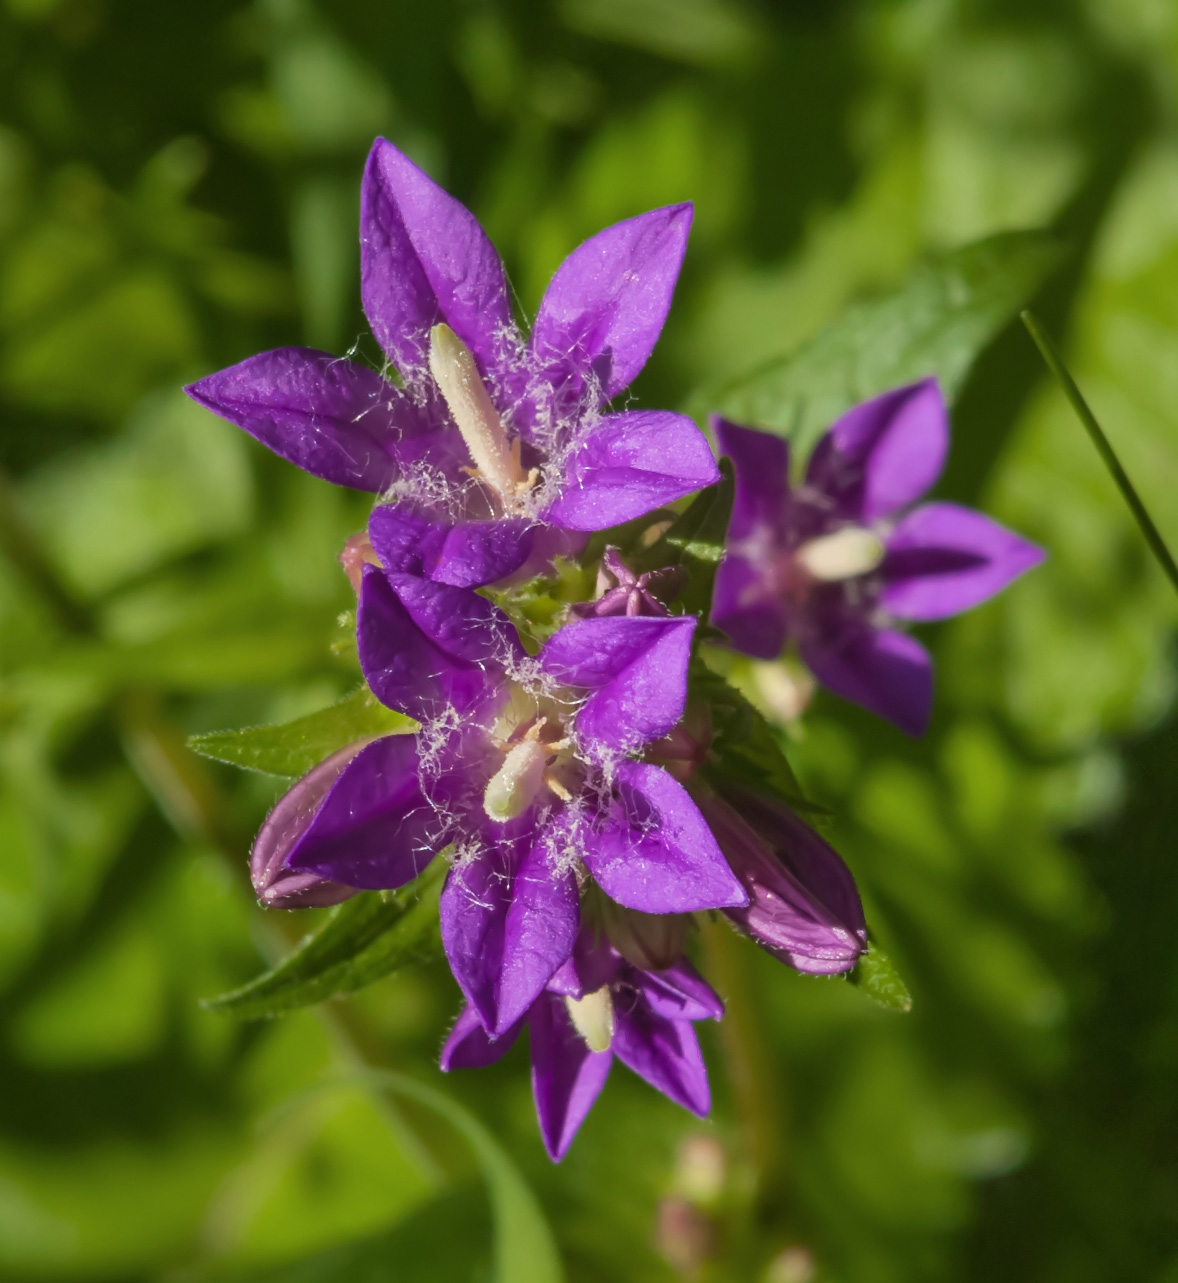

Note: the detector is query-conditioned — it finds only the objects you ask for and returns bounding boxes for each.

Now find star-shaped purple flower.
[442,927,722,1161]
[711,379,1045,735]
[252,567,746,1035]
[186,137,719,590]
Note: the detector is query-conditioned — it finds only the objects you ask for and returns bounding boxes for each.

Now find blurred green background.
[2,0,1178,1279]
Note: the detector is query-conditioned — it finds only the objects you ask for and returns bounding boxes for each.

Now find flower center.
[792,525,885,582]
[482,689,578,823]
[564,986,615,1053]
[428,323,536,515]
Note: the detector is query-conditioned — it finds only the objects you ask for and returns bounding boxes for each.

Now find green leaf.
[637,458,734,618]
[188,687,414,778]
[692,658,815,811]
[849,942,913,1013]
[370,1071,565,1283]
[203,863,444,1019]
[688,230,1061,458]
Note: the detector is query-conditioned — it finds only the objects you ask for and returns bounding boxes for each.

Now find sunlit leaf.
[204,863,444,1020]
[688,230,1061,457]
[849,942,913,1013]
[188,687,414,778]
[636,458,734,618]
[691,658,818,813]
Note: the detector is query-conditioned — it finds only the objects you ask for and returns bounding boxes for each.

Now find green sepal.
[203,861,445,1020]
[688,230,1061,459]
[848,941,913,1013]
[187,687,415,778]
[636,458,734,618]
[691,657,817,813]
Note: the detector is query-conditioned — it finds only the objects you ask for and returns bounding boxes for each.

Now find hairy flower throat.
[428,323,531,514]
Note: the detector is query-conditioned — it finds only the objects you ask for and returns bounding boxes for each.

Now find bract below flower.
[187,137,719,590]
[711,379,1045,735]
[253,568,746,1036]
[442,928,723,1161]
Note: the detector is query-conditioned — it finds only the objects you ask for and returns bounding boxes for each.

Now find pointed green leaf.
[692,658,819,813]
[188,687,414,778]
[688,230,1061,458]
[849,941,913,1012]
[370,1071,565,1283]
[203,862,444,1019]
[637,458,734,618]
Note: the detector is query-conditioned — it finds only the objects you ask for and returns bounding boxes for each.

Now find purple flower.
[711,379,1045,735]
[186,137,719,590]
[441,928,723,1161]
[254,567,746,1035]
[695,788,866,975]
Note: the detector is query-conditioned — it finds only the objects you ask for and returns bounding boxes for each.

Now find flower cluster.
[189,138,1041,1159]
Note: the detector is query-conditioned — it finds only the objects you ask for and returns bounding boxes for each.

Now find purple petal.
[712,417,791,544]
[881,501,1045,621]
[543,410,720,531]
[697,791,866,974]
[530,205,693,401]
[497,840,580,1034]
[368,504,535,589]
[440,1004,520,1071]
[612,1001,710,1116]
[250,743,365,908]
[586,763,748,913]
[805,379,947,523]
[541,616,695,755]
[392,575,524,671]
[802,621,932,737]
[440,836,578,1035]
[711,553,790,660]
[360,138,516,381]
[185,348,438,491]
[358,565,498,721]
[529,993,613,1161]
[546,923,625,998]
[633,960,724,1022]
[710,417,792,655]
[284,736,439,889]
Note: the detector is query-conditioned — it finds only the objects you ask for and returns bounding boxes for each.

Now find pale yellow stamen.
[428,323,528,511]
[483,738,550,822]
[564,987,615,1053]
[794,526,885,582]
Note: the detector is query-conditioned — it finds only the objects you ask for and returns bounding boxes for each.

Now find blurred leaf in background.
[1,1,1177,1281]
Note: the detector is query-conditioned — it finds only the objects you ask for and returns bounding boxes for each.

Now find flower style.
[442,927,723,1161]
[253,565,747,1035]
[711,379,1045,735]
[186,137,719,590]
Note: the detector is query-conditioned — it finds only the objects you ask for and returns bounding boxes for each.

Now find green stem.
[1021,310,1178,598]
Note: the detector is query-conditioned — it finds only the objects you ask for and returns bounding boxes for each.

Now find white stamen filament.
[428,323,526,510]
[483,738,550,822]
[564,987,615,1053]
[793,526,885,582]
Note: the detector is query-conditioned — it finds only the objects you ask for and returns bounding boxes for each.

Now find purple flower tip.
[250,744,365,908]
[697,788,866,974]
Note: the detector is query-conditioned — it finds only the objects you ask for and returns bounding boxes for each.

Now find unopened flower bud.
[250,744,365,907]
[655,1196,715,1278]
[570,547,684,619]
[339,532,380,596]
[602,900,689,971]
[696,788,866,974]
